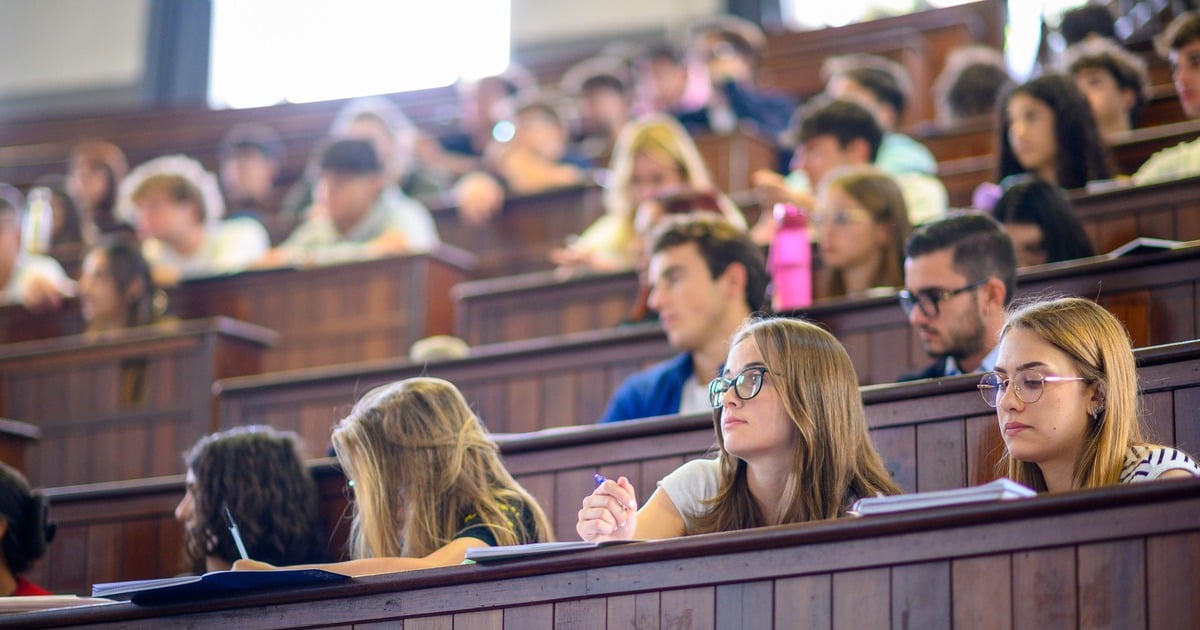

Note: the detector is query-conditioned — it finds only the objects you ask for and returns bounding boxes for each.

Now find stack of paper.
[850,478,1037,516]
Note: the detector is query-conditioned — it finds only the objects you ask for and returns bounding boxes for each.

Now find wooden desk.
[0,417,40,475]
[0,317,276,487]
[1072,175,1200,254]
[166,249,473,372]
[428,185,604,279]
[0,298,84,344]
[13,479,1200,628]
[694,129,781,194]
[217,323,675,441]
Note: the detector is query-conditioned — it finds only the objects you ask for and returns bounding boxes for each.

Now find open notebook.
[850,478,1037,516]
[92,568,350,605]
[465,540,635,562]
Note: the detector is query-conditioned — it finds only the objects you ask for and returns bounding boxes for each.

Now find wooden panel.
[952,555,1012,630]
[891,561,950,629]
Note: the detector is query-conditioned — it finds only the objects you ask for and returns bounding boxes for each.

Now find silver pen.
[222,504,249,560]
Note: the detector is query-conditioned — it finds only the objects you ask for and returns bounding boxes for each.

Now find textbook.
[0,596,117,615]
[1105,237,1187,258]
[91,568,350,605]
[465,540,635,563]
[849,478,1037,516]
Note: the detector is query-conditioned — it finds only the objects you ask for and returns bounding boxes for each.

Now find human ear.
[1088,380,1108,417]
[720,261,748,296]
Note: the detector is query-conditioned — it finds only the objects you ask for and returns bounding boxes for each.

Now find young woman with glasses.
[813,167,911,299]
[979,297,1200,492]
[577,317,900,540]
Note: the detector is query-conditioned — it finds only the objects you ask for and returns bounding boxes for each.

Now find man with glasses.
[598,214,767,423]
[897,213,1016,382]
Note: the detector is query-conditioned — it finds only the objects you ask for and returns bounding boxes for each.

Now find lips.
[722,416,747,430]
[1004,421,1030,436]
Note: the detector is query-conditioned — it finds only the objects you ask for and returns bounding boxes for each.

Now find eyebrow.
[993,361,1048,375]
[722,361,768,377]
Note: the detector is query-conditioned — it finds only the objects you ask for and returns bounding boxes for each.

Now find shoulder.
[898,361,946,382]
[216,217,270,242]
[1132,138,1200,185]
[619,354,693,392]
[599,354,693,423]
[657,458,722,520]
[1120,445,1200,483]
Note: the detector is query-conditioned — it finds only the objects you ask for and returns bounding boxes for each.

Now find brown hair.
[822,168,911,296]
[132,173,207,224]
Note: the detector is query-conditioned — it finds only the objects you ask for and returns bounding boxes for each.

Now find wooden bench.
[164,249,472,372]
[0,417,40,475]
[0,318,276,487]
[16,479,1200,627]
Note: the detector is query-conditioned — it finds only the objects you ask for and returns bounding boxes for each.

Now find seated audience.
[78,238,160,333]
[632,43,706,116]
[553,114,745,274]
[119,155,269,283]
[176,426,327,573]
[561,56,634,164]
[676,15,795,139]
[898,213,1016,381]
[997,74,1112,189]
[824,54,937,176]
[755,98,946,233]
[269,139,437,265]
[235,378,552,577]
[1133,11,1200,185]
[599,214,766,423]
[66,139,129,236]
[1057,4,1117,47]
[0,462,56,596]
[932,45,1014,127]
[989,177,1093,267]
[814,167,911,298]
[579,317,901,540]
[488,99,592,193]
[1063,37,1149,142]
[218,122,286,232]
[982,296,1200,492]
[0,189,72,309]
[29,176,88,277]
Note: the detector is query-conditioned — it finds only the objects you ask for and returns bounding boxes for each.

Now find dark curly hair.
[183,426,327,567]
[0,462,56,575]
[991,177,1094,263]
[997,74,1112,189]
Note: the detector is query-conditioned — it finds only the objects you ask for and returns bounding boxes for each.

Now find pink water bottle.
[768,203,812,311]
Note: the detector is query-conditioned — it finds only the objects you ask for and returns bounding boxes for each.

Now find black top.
[455,499,540,547]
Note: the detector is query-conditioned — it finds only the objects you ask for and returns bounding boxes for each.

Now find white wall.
[512,0,720,45]
[0,0,147,97]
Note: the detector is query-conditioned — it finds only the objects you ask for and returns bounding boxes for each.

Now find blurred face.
[647,242,734,351]
[1002,222,1047,267]
[316,171,381,234]
[1171,39,1200,118]
[1073,67,1131,133]
[828,77,893,130]
[174,468,198,528]
[644,58,688,110]
[68,158,112,210]
[715,337,796,461]
[1006,93,1058,180]
[814,185,888,272]
[580,87,629,134]
[220,149,278,204]
[346,118,397,177]
[796,135,855,190]
[992,328,1096,476]
[903,249,988,360]
[513,112,567,161]
[135,189,199,243]
[79,250,124,327]
[628,152,686,207]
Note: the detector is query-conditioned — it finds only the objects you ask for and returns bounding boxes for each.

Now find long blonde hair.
[332,378,552,559]
[821,168,911,296]
[693,318,901,533]
[605,114,717,219]
[998,297,1145,490]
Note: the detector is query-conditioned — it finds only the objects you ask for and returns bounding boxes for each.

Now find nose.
[174,492,192,524]
[906,302,928,326]
[997,381,1023,411]
[647,285,664,312]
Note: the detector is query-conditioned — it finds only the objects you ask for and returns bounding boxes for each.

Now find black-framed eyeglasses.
[977,369,1089,408]
[898,278,988,319]
[708,366,771,409]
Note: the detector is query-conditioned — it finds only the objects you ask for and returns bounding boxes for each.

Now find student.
[0,191,73,309]
[932,45,1014,127]
[269,139,438,265]
[561,56,634,164]
[78,238,159,333]
[997,74,1112,190]
[898,213,1016,382]
[28,176,89,277]
[218,122,285,229]
[120,155,270,283]
[66,139,129,236]
[598,214,766,423]
[982,296,1200,492]
[579,317,901,540]
[553,114,745,274]
[1063,37,1150,142]
[1132,11,1200,185]
[236,378,551,576]
[176,426,327,573]
[989,177,1094,267]
[814,167,911,298]
[0,462,56,596]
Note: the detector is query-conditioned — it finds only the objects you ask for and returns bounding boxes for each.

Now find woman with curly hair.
[236,377,552,576]
[0,462,56,595]
[176,426,327,572]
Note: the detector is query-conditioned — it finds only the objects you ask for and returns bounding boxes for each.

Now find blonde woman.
[578,317,900,539]
[981,297,1200,492]
[551,113,746,274]
[236,378,552,576]
[814,167,911,299]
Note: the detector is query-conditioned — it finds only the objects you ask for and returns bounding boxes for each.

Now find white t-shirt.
[1,252,71,305]
[1131,137,1200,186]
[280,186,439,265]
[143,217,269,279]
[1119,445,1200,483]
[657,458,722,531]
[677,375,712,417]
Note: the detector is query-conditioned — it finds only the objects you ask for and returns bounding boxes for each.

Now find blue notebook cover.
[92,568,350,605]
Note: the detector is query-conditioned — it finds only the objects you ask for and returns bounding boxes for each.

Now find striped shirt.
[1119,445,1200,483]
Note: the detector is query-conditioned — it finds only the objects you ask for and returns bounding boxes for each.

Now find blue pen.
[594,473,607,487]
